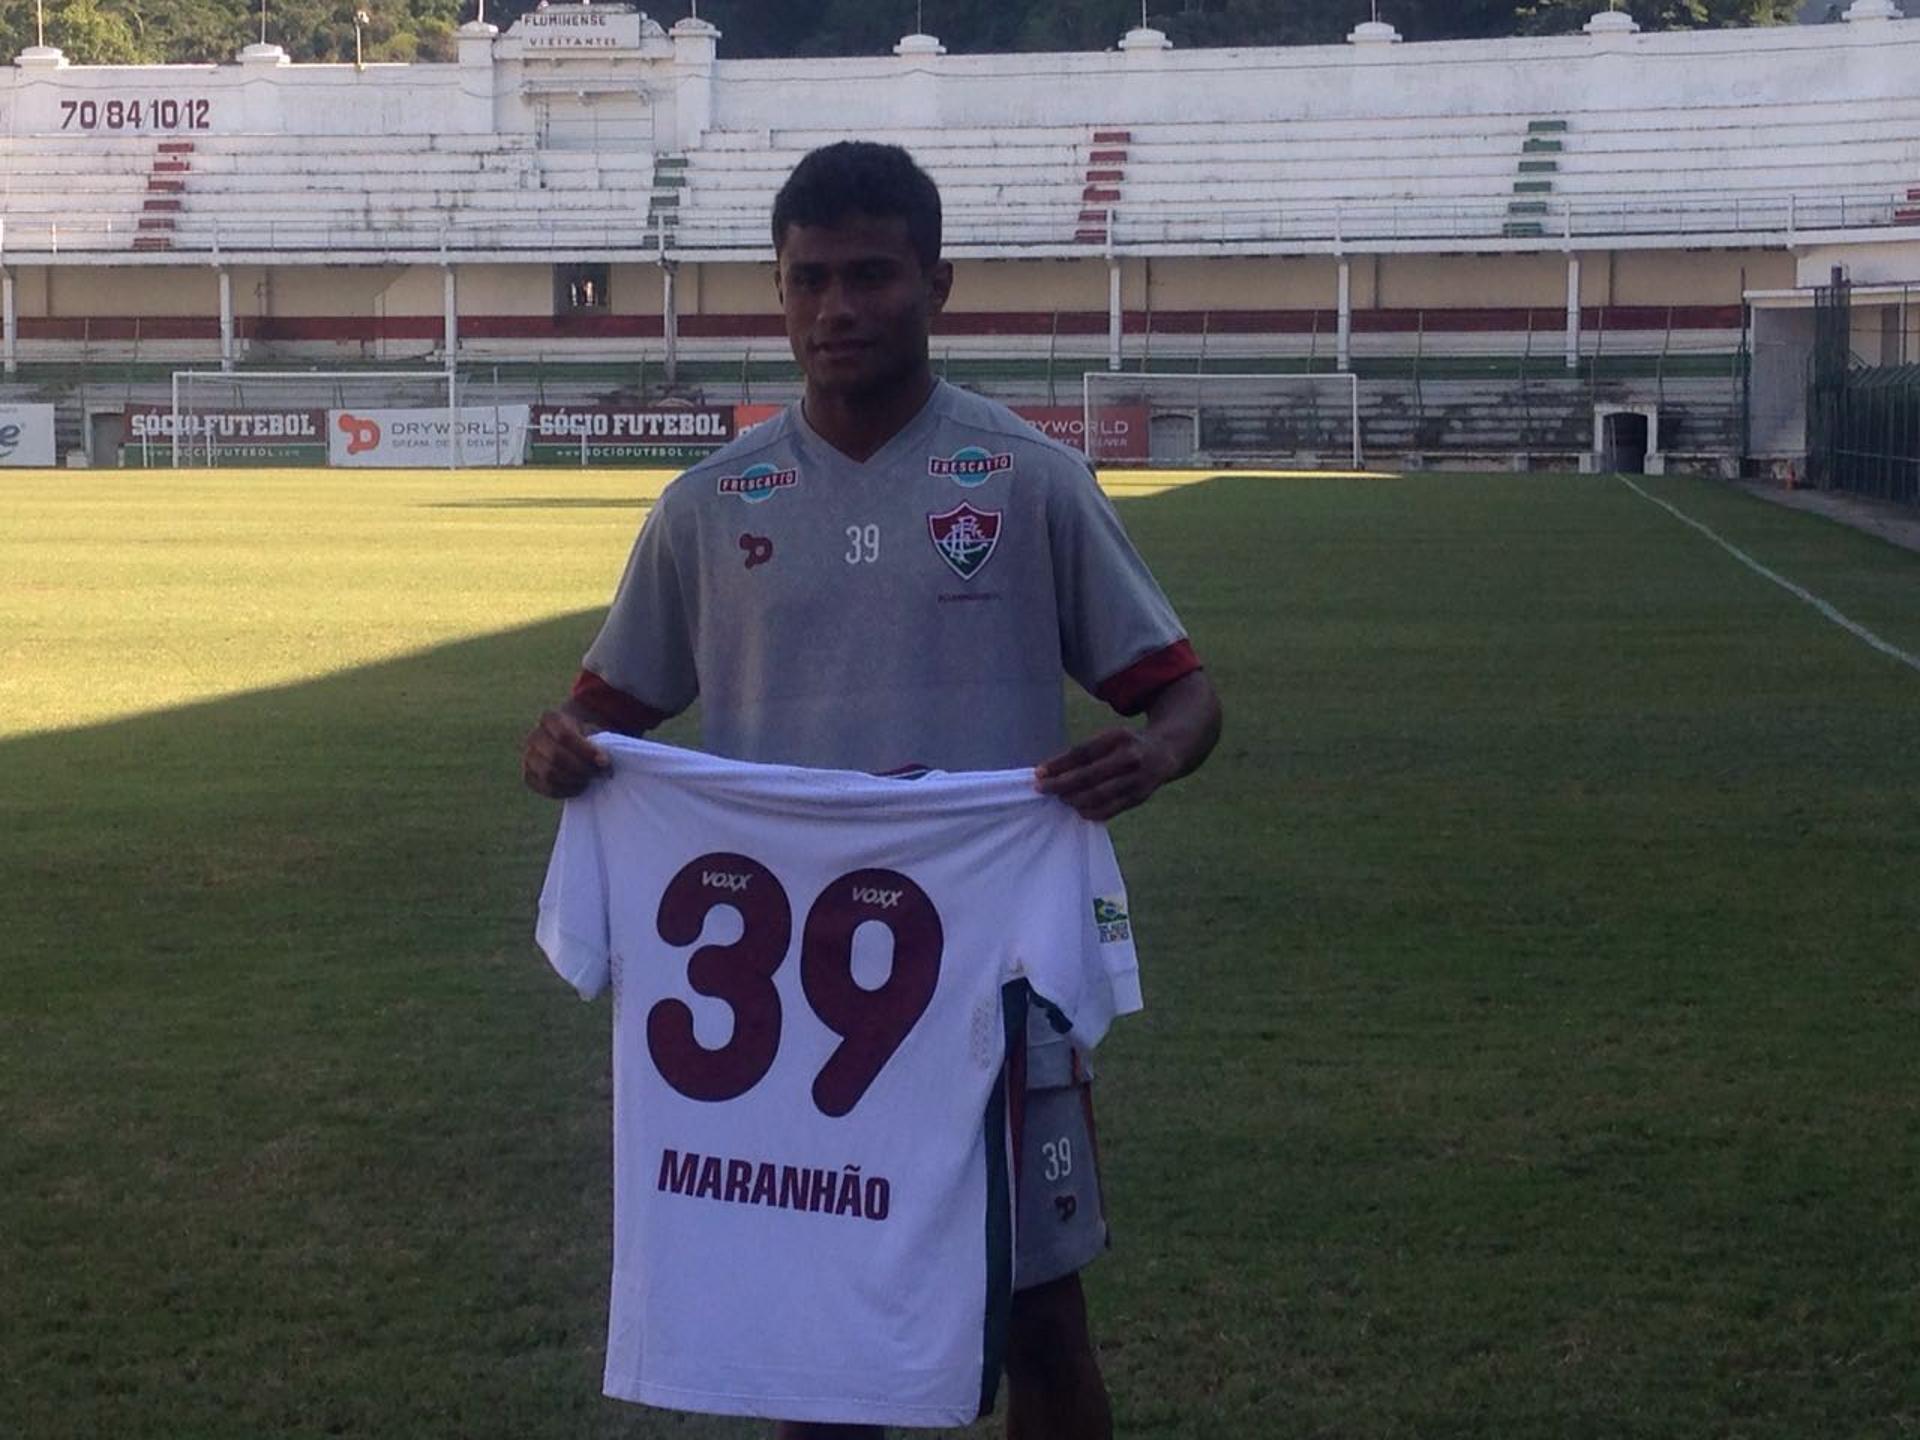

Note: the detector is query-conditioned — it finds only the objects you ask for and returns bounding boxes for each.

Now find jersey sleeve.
[581,490,700,720]
[536,794,612,1001]
[1022,821,1143,1054]
[1046,462,1197,714]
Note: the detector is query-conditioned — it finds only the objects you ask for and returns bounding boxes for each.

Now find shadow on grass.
[0,611,737,1439]
[0,481,1245,1440]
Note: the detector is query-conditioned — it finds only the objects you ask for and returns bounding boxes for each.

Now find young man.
[521,142,1222,1439]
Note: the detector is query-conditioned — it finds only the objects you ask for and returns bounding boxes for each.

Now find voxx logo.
[702,870,752,893]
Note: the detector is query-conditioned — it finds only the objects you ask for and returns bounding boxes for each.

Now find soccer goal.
[1082,370,1363,470]
[162,369,458,467]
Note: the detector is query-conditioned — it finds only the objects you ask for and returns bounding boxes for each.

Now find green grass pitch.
[3,466,1918,1438]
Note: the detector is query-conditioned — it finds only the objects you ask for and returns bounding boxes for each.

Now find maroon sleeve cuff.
[1094,639,1203,717]
[571,669,671,736]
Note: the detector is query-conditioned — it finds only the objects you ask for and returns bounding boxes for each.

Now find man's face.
[775,214,953,399]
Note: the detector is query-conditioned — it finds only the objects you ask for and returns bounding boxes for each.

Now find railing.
[1,189,1913,258]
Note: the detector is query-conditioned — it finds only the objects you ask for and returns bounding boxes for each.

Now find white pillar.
[1336,259,1352,371]
[1565,254,1582,370]
[1107,257,1122,372]
[218,267,235,372]
[670,18,721,152]
[443,264,459,467]
[663,261,679,384]
[442,264,458,376]
[2,270,16,378]
[456,21,499,135]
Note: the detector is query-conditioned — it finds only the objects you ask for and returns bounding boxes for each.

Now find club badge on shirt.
[928,448,1014,487]
[718,463,801,503]
[927,503,1002,581]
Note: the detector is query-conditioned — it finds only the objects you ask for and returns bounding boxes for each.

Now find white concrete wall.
[6,16,1917,157]
[1800,241,1920,289]
[706,20,1920,138]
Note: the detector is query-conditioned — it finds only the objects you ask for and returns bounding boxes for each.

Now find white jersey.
[536,736,1142,1428]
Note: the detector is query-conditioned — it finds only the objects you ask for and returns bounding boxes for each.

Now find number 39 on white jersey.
[536,736,1141,1428]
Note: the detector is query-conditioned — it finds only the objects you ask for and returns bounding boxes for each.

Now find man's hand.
[1035,669,1223,824]
[1034,728,1176,824]
[521,705,611,799]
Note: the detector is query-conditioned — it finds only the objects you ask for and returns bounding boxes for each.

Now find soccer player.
[521,141,1222,1440]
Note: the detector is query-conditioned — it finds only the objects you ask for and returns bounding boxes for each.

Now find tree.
[45,0,150,63]
[1,0,1802,64]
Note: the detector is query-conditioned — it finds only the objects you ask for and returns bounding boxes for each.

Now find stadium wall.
[6,7,1919,466]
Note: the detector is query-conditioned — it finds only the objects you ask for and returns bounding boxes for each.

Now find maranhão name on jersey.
[658,1149,893,1222]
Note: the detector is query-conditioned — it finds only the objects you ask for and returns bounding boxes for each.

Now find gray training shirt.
[582,381,1194,775]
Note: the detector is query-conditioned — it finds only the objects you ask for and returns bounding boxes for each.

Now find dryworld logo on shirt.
[927,503,1002,581]
[718,463,801,503]
[928,447,1013,487]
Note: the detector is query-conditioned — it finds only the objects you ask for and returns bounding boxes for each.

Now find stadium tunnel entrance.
[1593,404,1662,475]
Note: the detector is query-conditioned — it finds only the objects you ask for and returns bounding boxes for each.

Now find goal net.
[157,370,460,468]
[1082,371,1362,469]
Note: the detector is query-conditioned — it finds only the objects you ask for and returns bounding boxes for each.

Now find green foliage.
[45,0,147,63]
[6,0,1798,63]
[14,0,463,64]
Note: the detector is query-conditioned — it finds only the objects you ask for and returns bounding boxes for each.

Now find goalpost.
[1082,370,1363,470]
[164,369,459,468]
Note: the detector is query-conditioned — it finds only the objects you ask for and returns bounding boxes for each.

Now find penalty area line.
[1618,474,1920,678]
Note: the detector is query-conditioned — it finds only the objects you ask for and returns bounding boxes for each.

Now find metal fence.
[1809,271,1920,506]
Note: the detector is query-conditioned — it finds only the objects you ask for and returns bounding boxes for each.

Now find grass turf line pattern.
[1618,474,1920,677]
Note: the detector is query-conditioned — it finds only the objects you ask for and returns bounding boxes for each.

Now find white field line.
[1617,474,1920,678]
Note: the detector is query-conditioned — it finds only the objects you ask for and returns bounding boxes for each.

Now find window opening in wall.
[556,264,612,316]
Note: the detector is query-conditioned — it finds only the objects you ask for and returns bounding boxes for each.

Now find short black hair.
[771,142,943,269]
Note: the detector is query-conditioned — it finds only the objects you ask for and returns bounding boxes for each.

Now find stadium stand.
[3,3,1918,470]
[671,127,1092,251]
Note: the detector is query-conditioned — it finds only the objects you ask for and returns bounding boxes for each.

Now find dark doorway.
[1601,410,1649,474]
